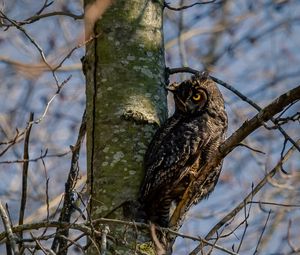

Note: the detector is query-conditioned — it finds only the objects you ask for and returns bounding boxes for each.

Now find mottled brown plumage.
[139,72,228,227]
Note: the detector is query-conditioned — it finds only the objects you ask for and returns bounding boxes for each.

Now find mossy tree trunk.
[84,0,167,253]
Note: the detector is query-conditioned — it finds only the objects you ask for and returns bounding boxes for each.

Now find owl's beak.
[165,82,179,92]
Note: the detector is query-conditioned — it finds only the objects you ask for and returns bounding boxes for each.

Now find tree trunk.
[84,0,167,253]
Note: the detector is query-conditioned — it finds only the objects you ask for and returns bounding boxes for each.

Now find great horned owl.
[139,72,228,227]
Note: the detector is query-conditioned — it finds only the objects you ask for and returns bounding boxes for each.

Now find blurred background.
[0,0,299,254]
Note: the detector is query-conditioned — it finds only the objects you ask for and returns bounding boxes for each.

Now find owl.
[139,72,228,227]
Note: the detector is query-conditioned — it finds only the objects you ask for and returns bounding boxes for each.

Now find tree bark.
[84,0,167,253]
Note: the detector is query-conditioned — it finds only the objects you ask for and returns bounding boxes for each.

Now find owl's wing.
[144,115,182,167]
[140,117,209,201]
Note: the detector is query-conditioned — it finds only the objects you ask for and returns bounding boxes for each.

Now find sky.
[0,0,300,254]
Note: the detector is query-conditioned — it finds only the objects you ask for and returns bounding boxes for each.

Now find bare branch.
[0,221,99,242]
[165,228,238,255]
[0,150,48,164]
[247,201,300,208]
[164,0,216,11]
[236,201,252,253]
[0,130,24,157]
[219,85,300,155]
[29,233,55,255]
[0,218,236,255]
[23,12,83,25]
[265,111,300,129]
[53,35,98,72]
[237,143,266,154]
[205,139,300,240]
[100,225,110,255]
[33,76,72,124]
[253,210,272,255]
[0,201,19,255]
[36,0,54,15]
[51,110,86,254]
[0,12,82,27]
[18,113,34,250]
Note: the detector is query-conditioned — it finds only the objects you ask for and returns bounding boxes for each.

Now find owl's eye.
[192,94,201,101]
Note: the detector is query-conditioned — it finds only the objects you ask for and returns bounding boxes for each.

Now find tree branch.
[51,110,86,254]
[204,139,300,241]
[0,218,237,255]
[164,0,216,11]
[170,85,300,228]
[219,85,300,155]
[0,202,19,255]
[18,113,34,252]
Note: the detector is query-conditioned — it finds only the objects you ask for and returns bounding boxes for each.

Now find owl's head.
[167,72,225,116]
[166,73,210,115]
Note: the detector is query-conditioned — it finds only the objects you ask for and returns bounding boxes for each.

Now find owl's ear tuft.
[193,71,209,84]
[165,82,180,92]
[194,70,209,79]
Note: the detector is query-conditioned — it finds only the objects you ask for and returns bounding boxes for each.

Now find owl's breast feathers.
[140,110,226,201]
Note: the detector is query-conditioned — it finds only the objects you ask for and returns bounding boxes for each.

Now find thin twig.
[205,139,300,240]
[33,75,72,124]
[0,201,19,255]
[253,210,272,255]
[264,111,300,129]
[206,230,224,255]
[39,155,51,239]
[238,143,266,154]
[0,221,99,242]
[0,149,48,164]
[4,204,14,255]
[36,0,54,15]
[166,228,238,255]
[53,35,98,72]
[0,218,237,254]
[100,225,110,255]
[237,200,252,253]
[29,233,55,255]
[164,0,216,11]
[0,12,82,27]
[280,138,288,174]
[247,201,300,208]
[24,12,83,25]
[56,234,86,253]
[41,156,50,222]
[58,233,86,254]
[0,130,24,157]
[51,110,86,254]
